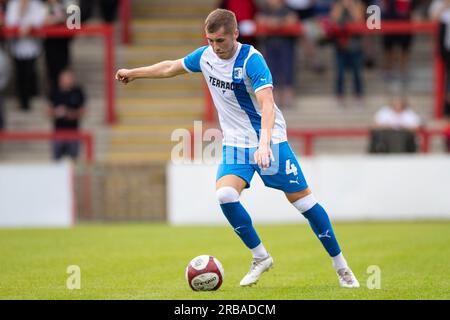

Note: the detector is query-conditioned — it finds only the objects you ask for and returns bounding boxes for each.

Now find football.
[185,255,225,291]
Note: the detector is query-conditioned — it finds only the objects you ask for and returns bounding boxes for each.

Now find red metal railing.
[204,20,444,121]
[0,131,94,163]
[120,0,132,44]
[0,24,116,124]
[188,126,448,158]
[287,127,447,156]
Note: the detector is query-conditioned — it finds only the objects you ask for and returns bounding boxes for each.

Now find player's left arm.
[254,87,276,170]
[246,52,276,170]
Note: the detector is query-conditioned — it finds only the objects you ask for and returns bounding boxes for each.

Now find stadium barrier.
[74,163,167,221]
[203,20,444,122]
[188,127,448,158]
[0,161,75,228]
[168,155,450,225]
[0,24,116,124]
[287,127,447,156]
[0,131,94,163]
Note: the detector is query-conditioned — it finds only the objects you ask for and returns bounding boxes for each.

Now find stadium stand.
[0,0,448,221]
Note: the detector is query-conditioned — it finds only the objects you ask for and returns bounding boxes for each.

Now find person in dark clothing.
[381,0,420,84]
[47,69,86,161]
[5,0,46,111]
[218,0,258,47]
[256,0,299,108]
[79,0,119,23]
[430,0,450,151]
[43,0,72,93]
[330,0,365,108]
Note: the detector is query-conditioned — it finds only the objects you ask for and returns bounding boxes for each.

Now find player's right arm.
[115,59,187,84]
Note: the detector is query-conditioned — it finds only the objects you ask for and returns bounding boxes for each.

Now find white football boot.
[336,267,360,288]
[240,255,273,287]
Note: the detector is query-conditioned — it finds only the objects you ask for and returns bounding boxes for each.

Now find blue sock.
[220,202,261,249]
[302,203,341,257]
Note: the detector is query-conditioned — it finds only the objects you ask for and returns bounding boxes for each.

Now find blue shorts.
[216,141,308,194]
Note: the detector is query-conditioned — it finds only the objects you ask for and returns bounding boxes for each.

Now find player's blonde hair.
[205,9,238,35]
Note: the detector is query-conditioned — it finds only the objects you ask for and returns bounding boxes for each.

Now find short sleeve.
[245,53,273,93]
[182,46,208,73]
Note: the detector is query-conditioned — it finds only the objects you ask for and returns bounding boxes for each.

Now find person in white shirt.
[5,0,46,111]
[374,96,422,130]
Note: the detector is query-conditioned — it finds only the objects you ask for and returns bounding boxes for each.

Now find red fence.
[204,20,444,122]
[288,127,447,156]
[120,0,132,44]
[0,24,116,124]
[0,131,94,163]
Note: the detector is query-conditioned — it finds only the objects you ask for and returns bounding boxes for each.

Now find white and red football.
[185,255,225,291]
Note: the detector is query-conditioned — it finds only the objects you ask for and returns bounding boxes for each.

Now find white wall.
[0,162,74,228]
[167,155,450,225]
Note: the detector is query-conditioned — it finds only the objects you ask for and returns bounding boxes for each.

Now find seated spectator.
[330,0,365,108]
[43,0,73,93]
[370,96,422,153]
[47,70,86,161]
[218,0,258,47]
[256,0,299,108]
[5,0,46,111]
[374,96,422,129]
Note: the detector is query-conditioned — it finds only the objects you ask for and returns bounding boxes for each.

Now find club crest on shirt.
[233,67,243,80]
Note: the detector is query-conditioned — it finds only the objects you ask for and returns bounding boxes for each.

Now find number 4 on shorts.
[285,159,298,176]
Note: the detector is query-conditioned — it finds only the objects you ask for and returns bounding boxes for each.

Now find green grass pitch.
[0,221,449,300]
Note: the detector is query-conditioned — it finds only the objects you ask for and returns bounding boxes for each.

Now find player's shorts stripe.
[232,44,261,139]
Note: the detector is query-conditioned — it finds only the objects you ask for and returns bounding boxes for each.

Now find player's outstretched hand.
[115,69,134,85]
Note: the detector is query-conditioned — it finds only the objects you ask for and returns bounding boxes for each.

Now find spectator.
[0,0,8,130]
[286,0,326,73]
[374,96,422,130]
[43,0,73,93]
[330,0,365,108]
[361,0,378,69]
[47,69,86,161]
[0,0,6,27]
[370,96,422,153]
[80,0,119,23]
[430,0,450,151]
[430,0,450,117]
[381,0,419,87]
[0,47,10,130]
[5,0,46,111]
[256,0,299,108]
[414,0,433,19]
[218,0,258,47]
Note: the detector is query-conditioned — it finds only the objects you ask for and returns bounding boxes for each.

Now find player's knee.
[216,186,240,204]
[292,193,317,214]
